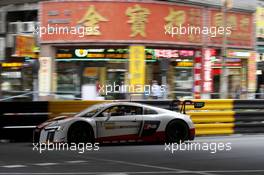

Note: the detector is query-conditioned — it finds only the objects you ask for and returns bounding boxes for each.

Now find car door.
[95,105,143,141]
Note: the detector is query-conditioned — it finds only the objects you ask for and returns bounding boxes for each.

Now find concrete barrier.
[185,99,264,136]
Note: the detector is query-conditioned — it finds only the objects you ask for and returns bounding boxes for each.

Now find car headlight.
[44,125,64,131]
[44,126,61,131]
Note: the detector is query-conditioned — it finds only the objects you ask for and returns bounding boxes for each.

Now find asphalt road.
[0,134,264,175]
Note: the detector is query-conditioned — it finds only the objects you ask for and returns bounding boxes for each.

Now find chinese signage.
[202,49,213,93]
[256,7,264,38]
[226,49,250,58]
[165,7,202,42]
[56,48,153,59]
[78,5,108,35]
[40,1,253,47]
[194,51,202,99]
[154,49,194,58]
[129,45,145,91]
[248,52,256,93]
[40,1,203,44]
[209,10,253,47]
[14,35,37,58]
[39,57,52,96]
[126,4,150,37]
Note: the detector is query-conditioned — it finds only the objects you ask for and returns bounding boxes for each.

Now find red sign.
[39,1,203,44]
[209,10,253,47]
[194,51,202,99]
[202,49,213,93]
[212,63,241,67]
[248,52,256,92]
[154,49,194,58]
[154,49,179,58]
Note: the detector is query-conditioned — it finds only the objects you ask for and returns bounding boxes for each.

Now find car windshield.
[75,103,108,118]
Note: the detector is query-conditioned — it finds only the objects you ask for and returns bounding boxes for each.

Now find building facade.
[0,0,257,100]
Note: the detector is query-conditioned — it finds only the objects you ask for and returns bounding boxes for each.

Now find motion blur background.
[0,0,263,101]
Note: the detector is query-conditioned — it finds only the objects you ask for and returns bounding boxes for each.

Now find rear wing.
[170,100,205,114]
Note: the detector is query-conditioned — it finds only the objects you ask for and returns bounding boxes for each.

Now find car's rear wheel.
[67,122,94,144]
[165,120,189,143]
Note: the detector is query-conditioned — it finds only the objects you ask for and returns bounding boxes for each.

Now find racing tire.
[67,122,94,144]
[165,120,189,144]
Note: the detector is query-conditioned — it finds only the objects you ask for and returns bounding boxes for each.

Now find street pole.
[220,0,228,99]
[0,65,2,99]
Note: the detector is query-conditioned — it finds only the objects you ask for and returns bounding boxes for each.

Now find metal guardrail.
[0,101,49,141]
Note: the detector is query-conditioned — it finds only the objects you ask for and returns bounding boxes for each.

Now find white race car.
[34,101,196,144]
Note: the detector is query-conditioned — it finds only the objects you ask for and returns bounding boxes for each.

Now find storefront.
[55,48,155,99]
[39,1,204,99]
[210,49,254,98]
[39,0,255,99]
[0,34,38,100]
[0,61,33,100]
[197,9,255,99]
[256,7,264,98]
[153,49,195,99]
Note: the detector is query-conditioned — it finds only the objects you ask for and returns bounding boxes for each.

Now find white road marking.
[99,173,128,175]
[200,169,264,173]
[0,172,185,174]
[34,162,58,166]
[86,157,218,175]
[0,170,263,174]
[65,160,88,163]
[2,165,26,168]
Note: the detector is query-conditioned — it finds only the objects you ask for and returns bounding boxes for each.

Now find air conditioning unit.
[6,34,15,47]
[0,11,5,34]
[8,22,23,34]
[22,21,35,33]
[0,22,5,34]
[0,38,5,60]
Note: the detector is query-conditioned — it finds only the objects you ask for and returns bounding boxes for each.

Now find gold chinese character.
[78,5,108,35]
[240,17,250,31]
[188,8,202,41]
[126,4,150,37]
[165,8,186,28]
[214,13,223,27]
[227,15,237,30]
[188,8,201,26]
[214,13,237,30]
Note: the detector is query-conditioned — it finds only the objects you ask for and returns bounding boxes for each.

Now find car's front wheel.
[165,120,189,143]
[67,122,94,144]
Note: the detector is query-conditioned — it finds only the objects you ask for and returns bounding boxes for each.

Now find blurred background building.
[0,0,262,100]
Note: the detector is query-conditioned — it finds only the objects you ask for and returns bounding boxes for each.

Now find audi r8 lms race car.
[34,102,196,144]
